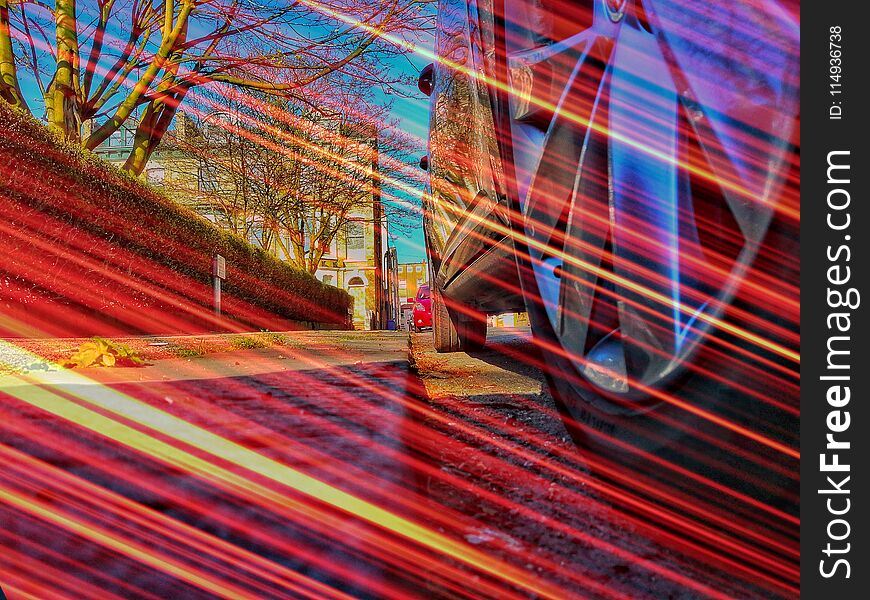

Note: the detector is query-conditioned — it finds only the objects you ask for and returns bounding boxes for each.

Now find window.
[322,274,334,286]
[198,164,219,192]
[146,166,165,183]
[346,221,365,260]
[398,266,404,273]
[415,265,422,273]
[104,125,135,148]
[399,280,407,290]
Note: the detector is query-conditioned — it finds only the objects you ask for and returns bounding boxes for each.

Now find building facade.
[312,206,394,331]
[89,115,398,330]
[396,261,429,302]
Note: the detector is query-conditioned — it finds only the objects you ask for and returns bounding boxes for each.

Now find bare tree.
[0,0,433,174]
[163,85,418,274]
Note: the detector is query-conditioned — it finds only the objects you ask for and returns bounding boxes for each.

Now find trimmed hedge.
[0,104,352,337]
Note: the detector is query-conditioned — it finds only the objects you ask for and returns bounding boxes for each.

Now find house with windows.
[89,114,399,330]
[396,261,429,302]
[312,205,394,330]
[84,117,201,199]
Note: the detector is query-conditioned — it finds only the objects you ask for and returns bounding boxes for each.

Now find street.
[0,0,806,595]
[0,329,787,599]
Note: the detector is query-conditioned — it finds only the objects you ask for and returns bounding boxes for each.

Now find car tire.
[481,0,799,586]
[425,0,799,592]
[520,226,799,509]
[432,290,486,353]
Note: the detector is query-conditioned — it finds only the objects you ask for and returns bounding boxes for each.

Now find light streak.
[1,372,568,599]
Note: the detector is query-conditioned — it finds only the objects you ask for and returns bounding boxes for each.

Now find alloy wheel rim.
[505,0,798,399]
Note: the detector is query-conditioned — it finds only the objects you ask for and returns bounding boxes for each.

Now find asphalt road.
[0,328,790,599]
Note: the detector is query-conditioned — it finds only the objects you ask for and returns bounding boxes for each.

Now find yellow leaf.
[79,341,99,353]
[101,353,116,367]
[76,348,100,368]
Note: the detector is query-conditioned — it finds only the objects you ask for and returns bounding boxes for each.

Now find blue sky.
[379,54,433,265]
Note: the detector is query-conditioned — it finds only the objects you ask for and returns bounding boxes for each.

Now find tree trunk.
[122,89,186,176]
[308,247,326,275]
[289,230,306,272]
[274,232,293,263]
[122,11,190,175]
[0,0,27,111]
[123,103,159,175]
[51,0,81,141]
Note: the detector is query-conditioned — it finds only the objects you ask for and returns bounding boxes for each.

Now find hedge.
[0,104,352,337]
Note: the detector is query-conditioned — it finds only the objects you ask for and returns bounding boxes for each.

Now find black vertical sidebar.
[801,2,870,597]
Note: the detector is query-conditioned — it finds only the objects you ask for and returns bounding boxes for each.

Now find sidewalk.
[0,330,408,386]
[0,329,427,599]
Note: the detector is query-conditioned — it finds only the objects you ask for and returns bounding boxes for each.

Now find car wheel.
[432,290,487,353]
[488,0,799,579]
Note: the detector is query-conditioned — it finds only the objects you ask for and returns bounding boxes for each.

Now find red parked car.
[411,284,432,332]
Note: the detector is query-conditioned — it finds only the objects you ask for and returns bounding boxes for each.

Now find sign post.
[212,254,226,315]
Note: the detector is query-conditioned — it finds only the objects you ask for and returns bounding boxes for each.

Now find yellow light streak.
[1,372,567,600]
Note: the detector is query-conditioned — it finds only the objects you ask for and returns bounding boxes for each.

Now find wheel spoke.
[515,1,799,395]
[607,24,686,381]
[509,31,609,214]
[646,0,799,241]
[555,63,613,355]
[516,37,611,260]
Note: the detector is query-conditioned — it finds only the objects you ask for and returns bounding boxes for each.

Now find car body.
[412,284,432,331]
[421,0,799,589]
[419,4,527,344]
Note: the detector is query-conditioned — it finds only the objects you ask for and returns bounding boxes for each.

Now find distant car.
[412,284,432,332]
[421,0,799,542]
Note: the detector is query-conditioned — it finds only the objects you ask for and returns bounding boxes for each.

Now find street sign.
[213,254,226,280]
[213,254,226,315]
